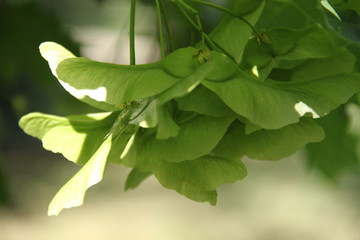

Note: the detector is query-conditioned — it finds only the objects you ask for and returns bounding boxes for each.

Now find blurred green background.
[1,0,360,239]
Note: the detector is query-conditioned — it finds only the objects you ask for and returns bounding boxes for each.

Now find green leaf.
[213,118,324,160]
[265,0,328,27]
[269,50,357,82]
[241,25,348,79]
[124,168,152,191]
[124,99,180,139]
[203,52,360,129]
[121,115,234,166]
[19,112,117,165]
[321,0,341,20]
[289,0,328,25]
[39,42,116,111]
[48,136,112,216]
[257,1,309,29]
[19,111,136,165]
[156,104,180,139]
[176,85,235,117]
[306,106,359,179]
[332,0,360,14]
[153,155,247,205]
[156,58,216,104]
[280,26,347,60]
[40,42,205,110]
[209,0,265,62]
[128,98,160,129]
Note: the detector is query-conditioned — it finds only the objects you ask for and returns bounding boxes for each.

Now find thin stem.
[130,0,136,65]
[205,35,237,62]
[185,0,259,35]
[173,2,214,48]
[172,0,238,63]
[174,0,206,47]
[175,0,197,14]
[195,14,205,47]
[159,0,175,52]
[155,0,166,58]
[173,2,202,37]
[174,3,198,30]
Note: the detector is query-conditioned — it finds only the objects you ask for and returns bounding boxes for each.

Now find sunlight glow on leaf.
[251,65,259,77]
[39,42,76,78]
[120,134,136,159]
[48,136,112,216]
[294,101,320,118]
[321,0,341,21]
[59,80,107,102]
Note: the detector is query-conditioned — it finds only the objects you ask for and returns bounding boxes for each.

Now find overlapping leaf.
[19,112,118,165]
[121,115,234,166]
[213,119,324,160]
[240,25,348,79]
[124,168,152,191]
[209,0,265,62]
[306,106,358,179]
[18,0,360,215]
[48,136,112,216]
[153,156,247,205]
[176,85,235,117]
[40,42,210,111]
[330,0,360,14]
[269,50,357,82]
[203,52,360,129]
[263,0,328,28]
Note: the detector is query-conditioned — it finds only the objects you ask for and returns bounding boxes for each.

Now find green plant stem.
[130,0,136,65]
[185,0,259,34]
[155,0,166,58]
[159,0,175,52]
[172,0,237,63]
[173,1,205,47]
[174,0,206,47]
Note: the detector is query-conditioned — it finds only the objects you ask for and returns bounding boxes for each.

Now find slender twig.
[185,0,259,34]
[174,2,199,31]
[172,0,237,63]
[155,0,166,58]
[159,0,175,52]
[174,0,205,47]
[130,0,136,65]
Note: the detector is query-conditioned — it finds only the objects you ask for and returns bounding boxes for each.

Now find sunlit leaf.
[19,111,135,165]
[19,112,117,165]
[17,0,360,214]
[40,42,208,110]
[48,136,112,216]
[321,0,341,20]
